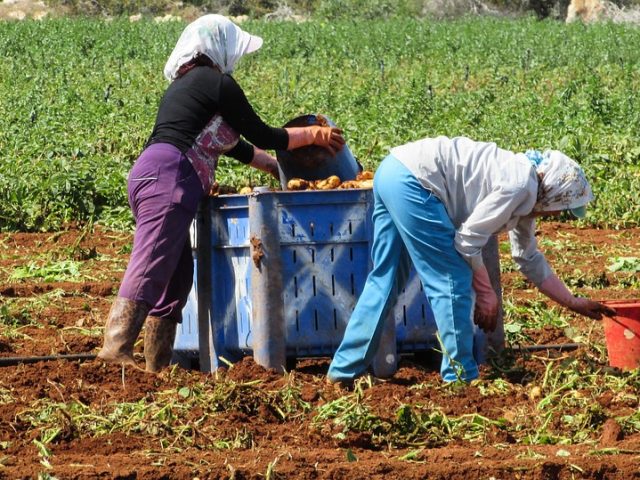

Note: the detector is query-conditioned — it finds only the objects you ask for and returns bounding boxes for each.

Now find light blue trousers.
[328,155,478,383]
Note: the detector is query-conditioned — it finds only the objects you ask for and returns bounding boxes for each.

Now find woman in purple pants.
[98,15,345,372]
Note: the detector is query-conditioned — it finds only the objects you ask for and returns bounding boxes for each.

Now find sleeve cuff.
[225,140,254,164]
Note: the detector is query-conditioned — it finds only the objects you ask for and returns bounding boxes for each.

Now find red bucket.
[602,300,640,370]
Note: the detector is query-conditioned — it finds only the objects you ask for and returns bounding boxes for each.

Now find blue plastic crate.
[171,225,200,368]
[174,189,441,372]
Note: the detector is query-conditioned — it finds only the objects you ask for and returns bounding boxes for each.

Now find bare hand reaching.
[570,297,617,320]
[472,266,499,332]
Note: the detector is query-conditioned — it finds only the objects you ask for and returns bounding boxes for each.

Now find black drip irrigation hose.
[0,344,585,368]
[517,343,583,352]
[0,353,97,367]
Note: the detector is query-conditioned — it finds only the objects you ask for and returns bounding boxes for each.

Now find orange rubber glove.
[472,265,499,333]
[285,126,345,155]
[538,274,616,320]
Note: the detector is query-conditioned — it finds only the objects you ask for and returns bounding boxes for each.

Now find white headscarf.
[163,14,263,79]
[532,150,594,213]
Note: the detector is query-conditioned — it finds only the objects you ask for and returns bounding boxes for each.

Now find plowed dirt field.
[1,222,639,479]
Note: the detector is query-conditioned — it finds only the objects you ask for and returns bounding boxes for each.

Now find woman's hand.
[308,126,345,155]
[539,274,616,320]
[286,126,345,155]
[570,297,617,320]
[472,266,499,332]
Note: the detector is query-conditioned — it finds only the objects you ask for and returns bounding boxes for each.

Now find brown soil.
[1,222,639,479]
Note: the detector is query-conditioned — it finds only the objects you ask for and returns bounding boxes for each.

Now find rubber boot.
[97,297,148,366]
[143,316,177,373]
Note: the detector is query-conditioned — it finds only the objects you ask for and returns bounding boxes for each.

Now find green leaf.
[608,257,640,273]
[504,323,522,334]
[399,449,424,462]
[345,448,358,462]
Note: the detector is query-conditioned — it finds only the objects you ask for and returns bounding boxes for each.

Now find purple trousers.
[118,143,205,322]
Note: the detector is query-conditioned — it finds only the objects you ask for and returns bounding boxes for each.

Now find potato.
[209,182,238,196]
[287,178,312,190]
[338,180,361,189]
[314,175,341,190]
[356,170,374,181]
[356,179,373,189]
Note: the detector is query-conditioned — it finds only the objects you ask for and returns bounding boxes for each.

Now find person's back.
[391,136,538,229]
[147,66,225,153]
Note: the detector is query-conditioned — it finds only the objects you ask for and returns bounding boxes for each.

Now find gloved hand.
[472,266,499,332]
[249,148,279,180]
[538,274,616,320]
[285,126,345,155]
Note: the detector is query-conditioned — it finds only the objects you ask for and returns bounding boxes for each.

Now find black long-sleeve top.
[146,66,289,163]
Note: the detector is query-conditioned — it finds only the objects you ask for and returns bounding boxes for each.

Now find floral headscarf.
[525,150,594,215]
[164,14,263,79]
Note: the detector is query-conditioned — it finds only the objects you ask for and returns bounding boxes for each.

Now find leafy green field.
[1,17,640,231]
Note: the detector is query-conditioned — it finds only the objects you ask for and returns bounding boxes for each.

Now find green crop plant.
[61,325,103,337]
[19,395,194,450]
[0,387,14,406]
[264,454,287,480]
[509,358,640,446]
[390,404,453,447]
[616,274,640,290]
[2,17,640,231]
[31,289,67,309]
[272,371,312,420]
[502,299,571,345]
[389,403,510,447]
[0,300,34,328]
[33,438,54,471]
[561,269,610,289]
[13,376,313,452]
[313,384,384,440]
[9,260,84,283]
[476,377,513,396]
[499,257,519,274]
[397,447,425,463]
[608,256,640,273]
[313,390,512,448]
[0,290,70,340]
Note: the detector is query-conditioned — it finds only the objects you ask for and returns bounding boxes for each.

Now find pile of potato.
[286,170,374,191]
[210,171,375,196]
